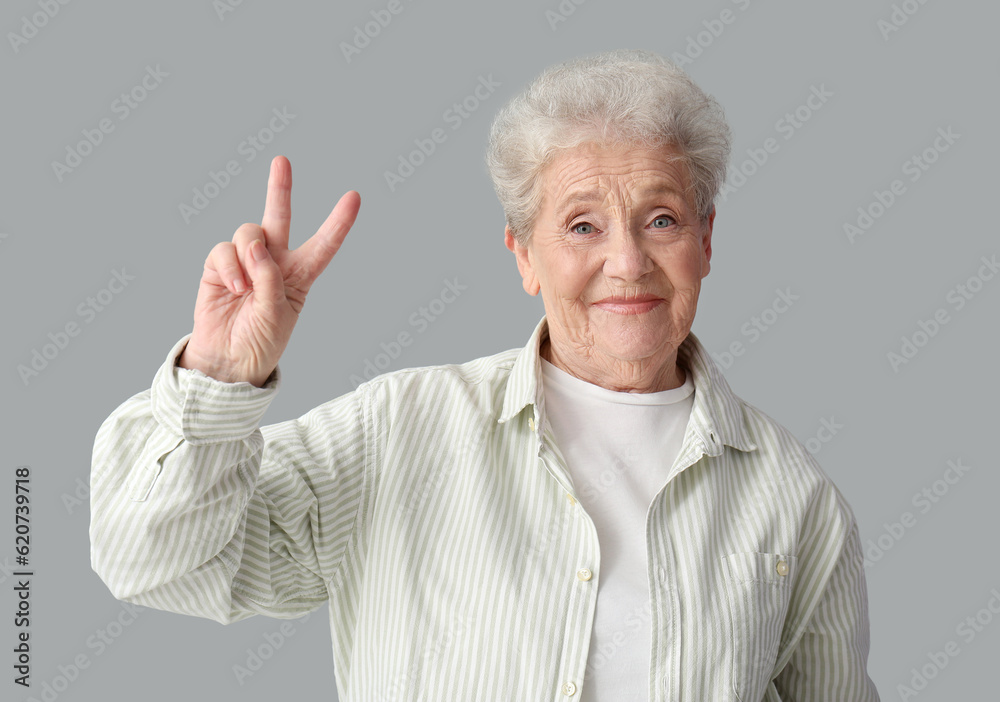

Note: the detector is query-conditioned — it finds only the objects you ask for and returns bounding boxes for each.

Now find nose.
[602,224,654,282]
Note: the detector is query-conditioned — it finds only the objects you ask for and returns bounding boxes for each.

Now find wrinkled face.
[505,141,714,390]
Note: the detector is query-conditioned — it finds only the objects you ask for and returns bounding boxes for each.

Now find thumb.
[247,240,285,309]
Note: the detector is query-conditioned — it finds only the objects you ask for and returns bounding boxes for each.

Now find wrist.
[177,344,265,386]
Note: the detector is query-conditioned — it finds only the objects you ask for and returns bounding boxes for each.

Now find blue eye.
[652,216,674,228]
[572,222,596,235]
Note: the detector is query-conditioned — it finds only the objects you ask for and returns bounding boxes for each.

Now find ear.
[701,207,715,278]
[505,226,541,296]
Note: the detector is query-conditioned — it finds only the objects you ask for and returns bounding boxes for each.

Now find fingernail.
[233,278,245,294]
[252,240,267,261]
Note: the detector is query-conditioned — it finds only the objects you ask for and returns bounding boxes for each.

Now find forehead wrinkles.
[543,150,689,218]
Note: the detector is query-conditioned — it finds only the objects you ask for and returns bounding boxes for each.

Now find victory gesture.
[178,156,360,387]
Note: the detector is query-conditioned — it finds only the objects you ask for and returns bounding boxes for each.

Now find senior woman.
[91,50,879,701]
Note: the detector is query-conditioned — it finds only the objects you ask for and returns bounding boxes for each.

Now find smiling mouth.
[592,298,663,315]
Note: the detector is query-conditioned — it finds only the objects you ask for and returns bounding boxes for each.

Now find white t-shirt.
[540,357,695,701]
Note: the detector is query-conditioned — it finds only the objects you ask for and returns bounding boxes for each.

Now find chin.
[594,324,675,361]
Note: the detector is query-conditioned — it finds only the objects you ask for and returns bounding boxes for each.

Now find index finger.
[261,155,292,250]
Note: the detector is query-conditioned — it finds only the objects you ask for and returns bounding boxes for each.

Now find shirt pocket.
[721,551,796,702]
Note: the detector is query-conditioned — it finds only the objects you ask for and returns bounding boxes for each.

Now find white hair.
[485,49,732,245]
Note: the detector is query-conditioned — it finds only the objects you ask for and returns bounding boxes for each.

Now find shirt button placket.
[567,566,593,697]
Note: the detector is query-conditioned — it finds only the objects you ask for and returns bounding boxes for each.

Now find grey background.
[2,0,997,699]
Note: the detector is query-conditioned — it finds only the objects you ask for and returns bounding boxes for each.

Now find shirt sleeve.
[89,334,370,624]
[772,517,881,701]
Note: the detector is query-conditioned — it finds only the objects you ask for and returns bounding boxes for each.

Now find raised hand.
[178,155,360,387]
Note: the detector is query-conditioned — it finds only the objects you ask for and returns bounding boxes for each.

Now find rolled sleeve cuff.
[150,333,281,445]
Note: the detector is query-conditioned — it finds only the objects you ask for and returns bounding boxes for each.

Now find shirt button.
[577,568,592,581]
[561,681,577,696]
[528,417,536,431]
[776,559,789,576]
[566,493,576,505]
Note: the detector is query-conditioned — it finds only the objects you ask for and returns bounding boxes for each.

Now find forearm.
[89,391,264,619]
[89,334,280,622]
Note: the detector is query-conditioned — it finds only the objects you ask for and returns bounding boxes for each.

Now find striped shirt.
[90,314,880,701]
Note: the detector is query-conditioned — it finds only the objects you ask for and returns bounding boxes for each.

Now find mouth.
[592,295,663,315]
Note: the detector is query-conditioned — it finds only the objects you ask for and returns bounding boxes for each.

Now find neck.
[540,336,686,393]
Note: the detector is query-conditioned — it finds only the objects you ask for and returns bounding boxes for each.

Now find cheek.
[545,250,596,298]
[666,246,707,283]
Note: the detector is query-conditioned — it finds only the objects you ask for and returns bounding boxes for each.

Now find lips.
[592,295,663,315]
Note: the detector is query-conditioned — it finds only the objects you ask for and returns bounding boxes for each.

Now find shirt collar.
[497,314,758,455]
